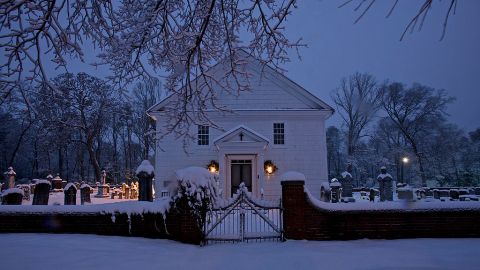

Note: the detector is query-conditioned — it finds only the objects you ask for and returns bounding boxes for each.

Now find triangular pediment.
[214,125,269,145]
[147,49,334,115]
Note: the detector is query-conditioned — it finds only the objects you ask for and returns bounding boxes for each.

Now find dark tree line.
[0,73,161,184]
[328,73,480,187]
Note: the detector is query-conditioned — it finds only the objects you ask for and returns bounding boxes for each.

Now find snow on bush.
[281,171,306,181]
[172,167,220,228]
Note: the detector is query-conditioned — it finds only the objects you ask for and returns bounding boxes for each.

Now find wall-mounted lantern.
[207,160,219,173]
[264,160,277,175]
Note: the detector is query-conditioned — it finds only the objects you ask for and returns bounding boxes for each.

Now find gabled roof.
[214,125,269,145]
[147,50,334,114]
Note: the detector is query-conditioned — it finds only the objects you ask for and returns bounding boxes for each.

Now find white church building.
[148,53,333,199]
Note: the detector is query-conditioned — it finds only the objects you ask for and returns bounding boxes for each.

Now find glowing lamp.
[264,160,277,175]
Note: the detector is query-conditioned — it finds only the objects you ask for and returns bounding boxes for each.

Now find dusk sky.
[281,0,480,132]
[25,1,480,132]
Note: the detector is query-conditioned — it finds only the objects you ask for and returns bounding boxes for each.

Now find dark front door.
[231,160,252,196]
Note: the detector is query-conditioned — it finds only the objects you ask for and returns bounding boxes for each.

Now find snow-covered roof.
[147,49,334,116]
[213,125,269,145]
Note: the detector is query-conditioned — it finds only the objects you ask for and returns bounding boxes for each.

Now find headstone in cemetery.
[377,166,393,202]
[64,183,77,205]
[123,183,130,199]
[397,186,414,201]
[136,160,154,202]
[369,188,375,202]
[80,184,92,205]
[4,166,16,188]
[329,178,342,203]
[46,174,53,190]
[52,174,63,191]
[95,170,110,198]
[1,188,23,205]
[449,189,459,200]
[339,163,354,202]
[33,180,51,205]
[17,184,31,201]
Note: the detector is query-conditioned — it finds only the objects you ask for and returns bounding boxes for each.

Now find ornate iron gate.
[203,185,283,244]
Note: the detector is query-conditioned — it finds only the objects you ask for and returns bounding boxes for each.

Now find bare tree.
[339,0,458,41]
[1,0,302,139]
[332,72,381,157]
[36,73,118,182]
[381,82,454,186]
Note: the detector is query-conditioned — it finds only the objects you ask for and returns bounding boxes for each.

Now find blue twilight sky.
[11,1,479,132]
[280,0,480,132]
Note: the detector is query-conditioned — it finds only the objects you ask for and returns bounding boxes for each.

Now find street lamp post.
[401,157,409,184]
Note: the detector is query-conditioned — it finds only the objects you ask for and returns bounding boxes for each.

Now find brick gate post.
[281,181,306,240]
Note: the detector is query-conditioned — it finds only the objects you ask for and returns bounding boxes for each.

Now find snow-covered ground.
[1,234,479,270]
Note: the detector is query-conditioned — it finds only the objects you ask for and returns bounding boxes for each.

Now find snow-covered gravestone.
[52,173,63,191]
[339,163,355,202]
[136,160,154,202]
[95,170,109,198]
[80,184,92,205]
[4,166,16,189]
[329,178,342,203]
[33,180,51,205]
[64,183,77,205]
[1,188,23,205]
[377,167,393,202]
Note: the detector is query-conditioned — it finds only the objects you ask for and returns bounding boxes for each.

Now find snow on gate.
[204,184,283,244]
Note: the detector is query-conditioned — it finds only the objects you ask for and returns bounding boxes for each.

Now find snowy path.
[1,234,479,270]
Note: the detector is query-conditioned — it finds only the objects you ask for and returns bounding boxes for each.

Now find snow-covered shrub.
[171,167,220,228]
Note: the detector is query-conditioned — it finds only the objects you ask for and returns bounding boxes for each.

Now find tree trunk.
[86,137,101,183]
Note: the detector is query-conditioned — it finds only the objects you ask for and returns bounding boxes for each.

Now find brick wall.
[282,181,480,240]
[0,209,202,244]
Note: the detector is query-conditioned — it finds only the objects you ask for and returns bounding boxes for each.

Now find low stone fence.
[0,202,202,244]
[282,181,480,240]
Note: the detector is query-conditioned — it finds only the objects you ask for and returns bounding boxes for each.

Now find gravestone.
[339,163,354,202]
[80,184,92,205]
[17,184,31,201]
[329,178,342,203]
[136,160,154,202]
[4,167,16,188]
[95,170,110,198]
[52,174,63,191]
[1,188,24,205]
[369,188,375,202]
[46,174,53,190]
[449,189,459,200]
[33,181,51,205]
[123,184,130,199]
[397,186,414,201]
[64,183,77,205]
[377,166,393,202]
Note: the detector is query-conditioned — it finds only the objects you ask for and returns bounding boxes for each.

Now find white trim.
[225,154,258,198]
[214,125,270,145]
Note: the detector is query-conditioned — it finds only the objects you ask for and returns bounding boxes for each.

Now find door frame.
[225,154,257,198]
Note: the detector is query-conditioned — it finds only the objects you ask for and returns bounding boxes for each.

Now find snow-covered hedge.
[172,167,220,228]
